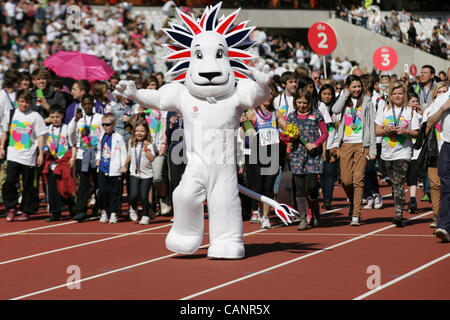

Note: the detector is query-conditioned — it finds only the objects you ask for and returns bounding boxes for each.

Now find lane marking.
[354,252,450,300]
[0,224,172,266]
[0,221,77,238]
[0,232,435,238]
[180,211,432,300]
[9,228,266,300]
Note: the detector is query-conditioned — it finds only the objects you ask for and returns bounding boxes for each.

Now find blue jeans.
[438,142,450,232]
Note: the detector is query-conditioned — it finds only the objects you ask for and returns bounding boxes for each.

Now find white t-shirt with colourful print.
[143,108,167,149]
[7,108,47,166]
[318,102,340,150]
[274,93,294,121]
[375,105,420,161]
[342,98,363,144]
[70,113,104,160]
[47,124,72,170]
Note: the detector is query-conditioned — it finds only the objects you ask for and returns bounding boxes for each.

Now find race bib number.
[259,128,280,147]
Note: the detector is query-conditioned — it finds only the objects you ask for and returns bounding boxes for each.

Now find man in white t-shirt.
[425,90,450,242]
[273,71,297,120]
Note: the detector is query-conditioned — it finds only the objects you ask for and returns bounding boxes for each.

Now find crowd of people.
[1,60,450,242]
[335,4,449,60]
[0,1,450,243]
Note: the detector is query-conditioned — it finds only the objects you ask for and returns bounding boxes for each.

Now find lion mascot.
[115,2,296,259]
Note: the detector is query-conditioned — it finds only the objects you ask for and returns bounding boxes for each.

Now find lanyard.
[83,114,94,138]
[392,106,404,127]
[421,85,432,104]
[350,105,358,124]
[283,93,289,112]
[134,142,143,174]
[5,90,16,110]
[50,125,63,156]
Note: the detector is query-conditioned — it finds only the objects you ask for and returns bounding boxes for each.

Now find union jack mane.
[162,2,256,82]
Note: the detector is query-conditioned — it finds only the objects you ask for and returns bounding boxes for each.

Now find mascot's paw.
[207,242,245,260]
[113,80,137,101]
[165,229,203,255]
[249,64,274,89]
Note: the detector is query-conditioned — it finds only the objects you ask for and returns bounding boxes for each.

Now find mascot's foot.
[207,242,245,260]
[165,230,203,255]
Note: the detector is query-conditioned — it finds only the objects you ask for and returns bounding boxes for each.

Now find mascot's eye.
[216,49,224,59]
[195,50,203,59]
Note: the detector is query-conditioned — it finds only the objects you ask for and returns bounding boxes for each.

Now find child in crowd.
[361,74,383,210]
[332,75,376,226]
[318,84,339,210]
[0,89,47,222]
[406,92,422,214]
[287,88,328,230]
[122,120,156,225]
[42,105,77,221]
[93,81,114,114]
[375,81,420,227]
[30,68,66,124]
[244,83,286,229]
[69,94,104,222]
[96,113,127,224]
[65,80,91,125]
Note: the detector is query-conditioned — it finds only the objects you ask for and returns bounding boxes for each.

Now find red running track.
[0,183,448,301]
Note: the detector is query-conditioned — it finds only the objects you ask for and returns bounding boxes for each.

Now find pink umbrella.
[43,51,115,81]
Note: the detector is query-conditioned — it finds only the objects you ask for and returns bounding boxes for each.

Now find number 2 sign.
[307,22,337,56]
[373,46,398,71]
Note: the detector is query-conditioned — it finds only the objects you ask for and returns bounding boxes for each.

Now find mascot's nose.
[199,72,222,82]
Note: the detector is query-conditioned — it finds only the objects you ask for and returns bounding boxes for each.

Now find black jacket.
[31,85,66,120]
[414,121,439,177]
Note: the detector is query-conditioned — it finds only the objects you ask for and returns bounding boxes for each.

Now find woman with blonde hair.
[375,81,420,227]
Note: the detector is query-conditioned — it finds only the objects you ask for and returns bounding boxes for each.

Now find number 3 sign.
[307,22,337,56]
[373,46,398,71]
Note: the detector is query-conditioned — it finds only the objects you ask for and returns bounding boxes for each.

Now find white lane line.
[9,228,266,300]
[180,210,432,300]
[354,252,450,300]
[0,221,77,238]
[0,224,172,266]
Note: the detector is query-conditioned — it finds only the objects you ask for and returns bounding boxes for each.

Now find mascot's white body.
[115,3,296,259]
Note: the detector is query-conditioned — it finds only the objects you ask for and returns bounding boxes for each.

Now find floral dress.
[287,108,324,175]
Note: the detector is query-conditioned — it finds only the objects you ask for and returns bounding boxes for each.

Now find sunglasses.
[102,122,114,127]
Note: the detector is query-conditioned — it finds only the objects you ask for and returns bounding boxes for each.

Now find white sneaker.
[100,211,108,223]
[373,194,383,209]
[250,210,261,223]
[160,200,171,215]
[364,196,374,209]
[350,216,360,226]
[435,228,450,242]
[139,215,150,225]
[362,198,368,205]
[129,208,138,222]
[109,213,118,224]
[261,216,271,229]
[89,194,96,206]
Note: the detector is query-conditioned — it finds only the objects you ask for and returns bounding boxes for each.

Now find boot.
[308,198,320,227]
[296,197,308,230]
[393,214,404,228]
[407,197,417,214]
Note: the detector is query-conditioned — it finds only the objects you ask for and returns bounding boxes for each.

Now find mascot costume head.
[115,2,298,259]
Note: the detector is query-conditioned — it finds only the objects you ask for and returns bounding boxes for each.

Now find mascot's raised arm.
[114,2,297,259]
